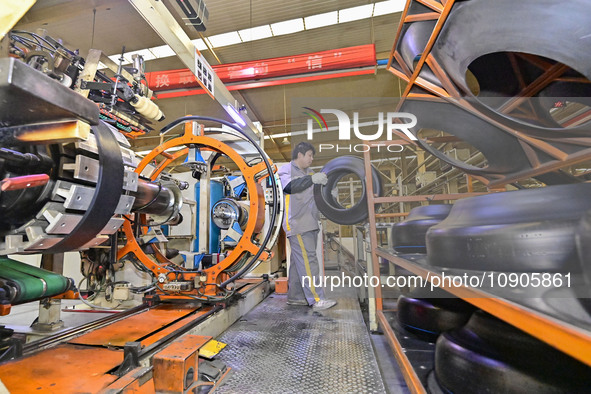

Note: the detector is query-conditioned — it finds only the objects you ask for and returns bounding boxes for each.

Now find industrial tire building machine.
[0,1,284,392]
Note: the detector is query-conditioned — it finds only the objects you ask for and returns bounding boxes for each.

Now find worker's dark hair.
[292,141,316,160]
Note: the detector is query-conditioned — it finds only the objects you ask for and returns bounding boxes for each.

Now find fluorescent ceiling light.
[207,31,242,48]
[149,45,176,58]
[264,132,291,139]
[238,25,273,42]
[374,0,406,16]
[304,11,338,29]
[105,2,404,65]
[126,49,157,61]
[192,38,208,51]
[339,4,375,23]
[271,18,305,36]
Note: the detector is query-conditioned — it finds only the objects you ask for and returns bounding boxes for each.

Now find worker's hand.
[311,172,328,185]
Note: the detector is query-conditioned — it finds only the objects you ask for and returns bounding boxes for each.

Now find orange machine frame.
[117,122,272,300]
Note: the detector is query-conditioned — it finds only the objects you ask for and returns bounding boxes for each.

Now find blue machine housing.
[194,180,225,254]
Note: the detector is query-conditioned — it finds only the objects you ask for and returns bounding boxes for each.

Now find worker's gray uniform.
[277,162,325,305]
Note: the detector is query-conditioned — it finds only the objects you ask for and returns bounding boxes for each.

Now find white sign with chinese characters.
[195,50,215,98]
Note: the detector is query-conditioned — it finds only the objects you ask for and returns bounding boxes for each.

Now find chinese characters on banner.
[146,44,376,92]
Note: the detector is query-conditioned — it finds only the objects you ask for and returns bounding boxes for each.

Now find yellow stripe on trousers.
[297,234,320,302]
[285,194,291,231]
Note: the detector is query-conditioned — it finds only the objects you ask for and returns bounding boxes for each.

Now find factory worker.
[277,142,337,310]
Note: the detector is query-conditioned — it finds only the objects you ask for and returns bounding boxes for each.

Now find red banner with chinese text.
[145,44,376,91]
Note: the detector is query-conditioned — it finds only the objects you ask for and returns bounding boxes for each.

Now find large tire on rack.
[433,0,591,95]
[400,99,534,178]
[392,204,452,254]
[396,20,439,86]
[397,288,476,342]
[401,95,586,185]
[434,311,591,393]
[431,0,591,136]
[314,156,383,225]
[426,183,591,272]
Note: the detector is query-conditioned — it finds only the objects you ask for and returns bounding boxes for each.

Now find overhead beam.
[0,0,36,40]
[127,0,261,141]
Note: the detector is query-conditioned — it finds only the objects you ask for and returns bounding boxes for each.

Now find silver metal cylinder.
[132,179,183,225]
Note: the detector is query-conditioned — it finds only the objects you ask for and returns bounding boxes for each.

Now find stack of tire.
[421,184,591,392]
[430,311,591,393]
[391,205,477,389]
[390,0,591,389]
[393,205,477,346]
[392,204,452,254]
[397,0,591,185]
[397,287,475,342]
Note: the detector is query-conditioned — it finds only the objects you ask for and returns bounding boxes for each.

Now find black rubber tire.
[397,291,476,342]
[401,99,533,177]
[432,0,591,136]
[396,20,439,86]
[462,310,554,354]
[401,98,582,185]
[434,0,591,95]
[314,156,383,225]
[575,212,591,312]
[399,21,435,70]
[426,183,591,272]
[426,371,447,394]
[434,311,591,393]
[392,204,452,253]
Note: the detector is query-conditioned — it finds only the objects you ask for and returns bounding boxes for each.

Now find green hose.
[0,257,71,304]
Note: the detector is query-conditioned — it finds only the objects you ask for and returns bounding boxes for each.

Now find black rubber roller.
[397,287,476,342]
[426,183,591,272]
[392,204,452,253]
[434,311,591,393]
[314,156,383,225]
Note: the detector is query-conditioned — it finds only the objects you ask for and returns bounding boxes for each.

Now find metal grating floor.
[215,288,387,393]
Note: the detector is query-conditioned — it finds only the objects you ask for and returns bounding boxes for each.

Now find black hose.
[160,116,279,289]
